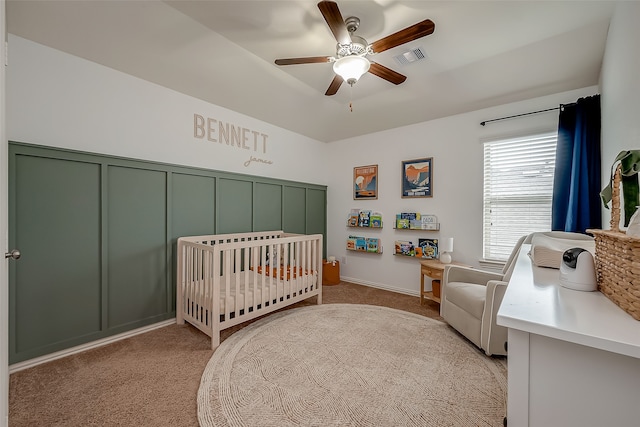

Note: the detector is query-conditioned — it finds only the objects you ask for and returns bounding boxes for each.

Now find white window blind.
[483,132,557,261]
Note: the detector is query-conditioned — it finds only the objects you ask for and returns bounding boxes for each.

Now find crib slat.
[176,241,183,323]
[258,243,264,308]
[292,241,298,295]
[204,248,211,327]
[211,246,221,349]
[300,242,313,291]
[189,245,194,317]
[277,243,283,302]
[283,242,288,299]
[243,246,250,314]
[189,246,194,321]
[234,248,241,317]
[183,245,188,319]
[224,249,232,320]
[194,247,200,322]
[268,243,276,305]
[197,248,202,323]
[249,244,255,310]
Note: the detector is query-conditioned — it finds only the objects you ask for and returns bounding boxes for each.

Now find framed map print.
[353,164,378,200]
[401,157,432,198]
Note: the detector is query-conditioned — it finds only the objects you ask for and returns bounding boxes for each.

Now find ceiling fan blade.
[275,56,332,66]
[368,62,407,85]
[317,1,352,45]
[325,75,344,96]
[370,19,435,53]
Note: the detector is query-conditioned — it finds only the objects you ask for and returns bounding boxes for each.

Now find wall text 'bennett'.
[193,114,268,154]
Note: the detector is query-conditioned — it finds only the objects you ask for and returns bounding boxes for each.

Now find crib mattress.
[253,265,311,280]
[186,271,318,314]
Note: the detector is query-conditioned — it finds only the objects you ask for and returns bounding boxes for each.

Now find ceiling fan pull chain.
[349,84,354,112]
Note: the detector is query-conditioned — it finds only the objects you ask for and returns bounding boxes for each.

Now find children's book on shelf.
[416,238,438,259]
[420,215,439,230]
[421,215,437,224]
[347,209,359,227]
[410,219,423,229]
[346,237,356,251]
[397,219,410,229]
[395,214,410,229]
[401,212,418,221]
[358,210,371,227]
[366,238,380,253]
[394,240,415,256]
[355,236,367,251]
[370,212,383,228]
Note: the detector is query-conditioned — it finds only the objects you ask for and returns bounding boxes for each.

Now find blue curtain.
[551,95,602,233]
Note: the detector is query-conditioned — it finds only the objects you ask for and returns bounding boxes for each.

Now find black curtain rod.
[480,105,567,126]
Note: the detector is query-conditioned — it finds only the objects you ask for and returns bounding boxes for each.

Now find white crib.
[176,230,323,349]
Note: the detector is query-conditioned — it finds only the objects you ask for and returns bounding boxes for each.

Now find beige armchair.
[441,231,594,356]
[440,234,529,356]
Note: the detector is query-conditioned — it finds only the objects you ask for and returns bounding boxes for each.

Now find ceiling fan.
[274,0,435,96]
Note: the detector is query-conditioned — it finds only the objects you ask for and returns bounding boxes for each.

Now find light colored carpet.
[198,304,507,426]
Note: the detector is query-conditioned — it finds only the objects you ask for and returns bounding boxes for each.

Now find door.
[2,3,11,425]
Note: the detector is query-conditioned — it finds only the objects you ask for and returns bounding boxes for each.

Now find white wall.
[600,2,640,228]
[325,86,598,295]
[6,35,328,185]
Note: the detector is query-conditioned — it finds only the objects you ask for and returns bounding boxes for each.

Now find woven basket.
[587,165,640,321]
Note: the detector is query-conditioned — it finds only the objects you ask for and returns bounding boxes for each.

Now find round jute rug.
[198,304,507,427]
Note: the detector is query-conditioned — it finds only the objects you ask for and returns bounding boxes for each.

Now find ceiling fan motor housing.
[336,35,370,58]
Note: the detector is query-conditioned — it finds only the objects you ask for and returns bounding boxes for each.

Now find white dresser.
[497,244,640,427]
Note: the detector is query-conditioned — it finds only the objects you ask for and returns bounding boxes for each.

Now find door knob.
[5,250,21,260]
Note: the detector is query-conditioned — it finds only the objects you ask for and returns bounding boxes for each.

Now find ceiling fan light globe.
[333,56,370,84]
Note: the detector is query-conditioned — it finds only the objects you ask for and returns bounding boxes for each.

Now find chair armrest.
[481,280,509,356]
[485,280,508,305]
[443,265,504,286]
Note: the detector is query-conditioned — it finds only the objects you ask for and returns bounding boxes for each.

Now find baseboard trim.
[339,276,419,298]
[9,319,176,374]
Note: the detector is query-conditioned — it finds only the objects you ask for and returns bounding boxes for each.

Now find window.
[483,132,557,261]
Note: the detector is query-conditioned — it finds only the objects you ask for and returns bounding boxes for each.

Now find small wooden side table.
[419,259,470,305]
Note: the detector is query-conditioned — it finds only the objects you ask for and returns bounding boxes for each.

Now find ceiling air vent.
[393,47,428,66]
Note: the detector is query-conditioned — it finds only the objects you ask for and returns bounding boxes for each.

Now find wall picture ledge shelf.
[346,247,384,254]
[346,235,383,254]
[394,238,439,259]
[393,225,439,231]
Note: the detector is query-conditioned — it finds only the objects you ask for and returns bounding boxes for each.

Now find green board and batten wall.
[8,142,327,364]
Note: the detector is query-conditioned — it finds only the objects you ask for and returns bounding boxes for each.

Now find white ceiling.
[6,1,615,143]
